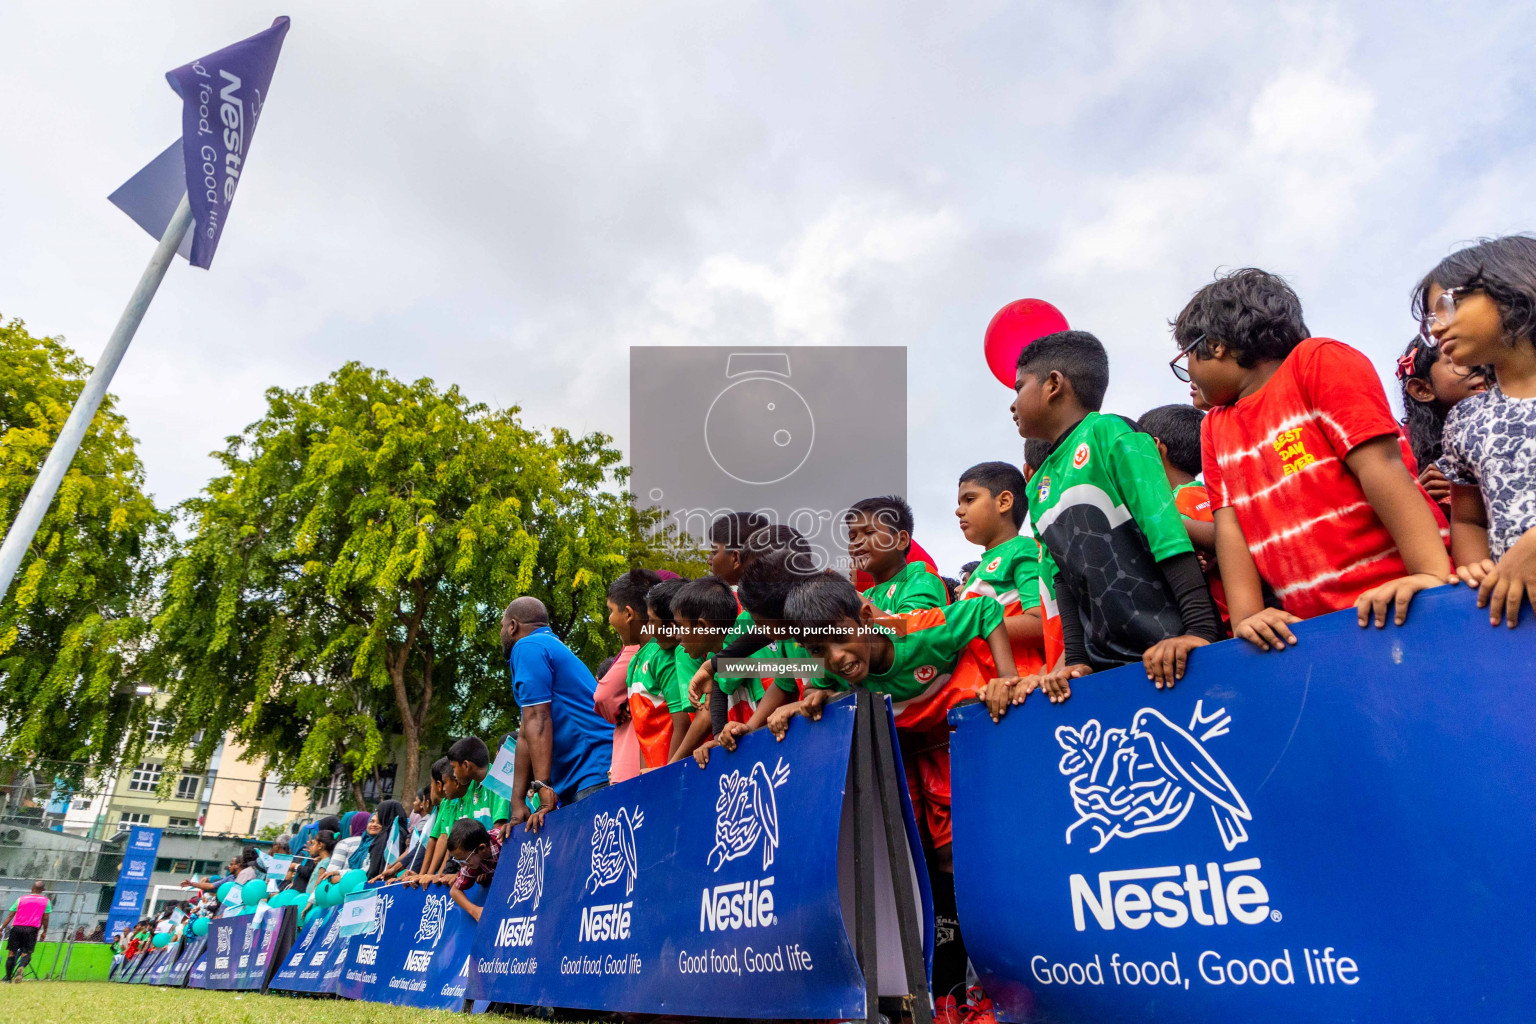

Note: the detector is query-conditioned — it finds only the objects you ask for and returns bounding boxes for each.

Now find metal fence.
[0,759,335,979]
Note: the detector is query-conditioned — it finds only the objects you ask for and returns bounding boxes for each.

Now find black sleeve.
[710,629,773,667]
[1157,550,1222,643]
[1053,571,1089,667]
[709,685,729,737]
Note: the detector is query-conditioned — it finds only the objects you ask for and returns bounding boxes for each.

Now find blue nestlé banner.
[269,885,481,1008]
[169,936,205,987]
[469,702,867,1018]
[270,907,341,993]
[202,906,286,990]
[106,826,163,940]
[335,882,484,1008]
[950,587,1536,1024]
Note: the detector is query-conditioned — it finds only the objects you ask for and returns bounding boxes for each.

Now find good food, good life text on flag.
[0,17,288,607]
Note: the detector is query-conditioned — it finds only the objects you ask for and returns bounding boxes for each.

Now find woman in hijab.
[349,811,370,838]
[356,800,407,881]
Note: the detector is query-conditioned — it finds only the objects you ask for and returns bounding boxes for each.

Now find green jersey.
[462,776,512,828]
[715,610,761,699]
[813,596,1004,701]
[863,559,949,614]
[670,647,705,714]
[625,641,668,699]
[959,533,1042,614]
[430,796,462,839]
[716,608,799,697]
[1030,411,1193,668]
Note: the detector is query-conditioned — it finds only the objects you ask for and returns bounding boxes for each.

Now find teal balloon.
[216,881,236,902]
[314,879,341,908]
[151,932,170,948]
[241,879,268,908]
[301,905,322,929]
[270,889,296,908]
[338,869,367,896]
[191,917,209,937]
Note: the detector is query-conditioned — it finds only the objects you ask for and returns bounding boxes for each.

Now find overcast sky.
[3,1,1533,575]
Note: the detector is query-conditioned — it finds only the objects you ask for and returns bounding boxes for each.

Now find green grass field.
[0,981,538,1024]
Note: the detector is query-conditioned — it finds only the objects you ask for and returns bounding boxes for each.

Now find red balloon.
[983,299,1069,387]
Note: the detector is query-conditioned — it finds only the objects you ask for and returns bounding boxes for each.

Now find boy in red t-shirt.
[1172,268,1452,649]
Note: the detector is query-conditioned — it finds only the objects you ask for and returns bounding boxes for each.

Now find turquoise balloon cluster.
[191,917,209,937]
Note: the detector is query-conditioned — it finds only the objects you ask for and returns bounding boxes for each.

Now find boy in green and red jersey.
[687,514,782,726]
[1009,330,1221,698]
[955,462,1048,679]
[771,575,1018,1022]
[846,495,949,613]
[694,545,816,761]
[628,579,686,770]
[1139,403,1229,629]
[667,576,739,763]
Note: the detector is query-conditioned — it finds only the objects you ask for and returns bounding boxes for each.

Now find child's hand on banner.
[1142,635,1209,689]
[981,677,1020,722]
[716,721,749,751]
[1040,664,1090,703]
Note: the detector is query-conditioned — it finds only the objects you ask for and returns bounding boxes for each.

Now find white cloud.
[3,0,1535,577]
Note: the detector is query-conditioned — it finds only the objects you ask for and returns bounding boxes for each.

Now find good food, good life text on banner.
[469,701,872,1019]
[949,587,1536,1024]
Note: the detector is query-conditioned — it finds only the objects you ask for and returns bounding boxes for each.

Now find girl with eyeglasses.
[1415,236,1536,626]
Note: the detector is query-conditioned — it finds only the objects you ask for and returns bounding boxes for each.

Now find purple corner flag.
[166,16,290,267]
[111,16,289,269]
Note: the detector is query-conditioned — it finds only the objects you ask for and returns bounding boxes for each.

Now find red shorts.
[899,725,952,850]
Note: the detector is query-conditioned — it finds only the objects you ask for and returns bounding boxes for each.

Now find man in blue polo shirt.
[502,597,611,833]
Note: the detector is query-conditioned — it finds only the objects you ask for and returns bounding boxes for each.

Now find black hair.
[738,548,819,620]
[1015,330,1109,411]
[417,786,430,801]
[429,756,452,784]
[447,817,491,854]
[672,576,739,630]
[941,577,961,603]
[607,568,661,614]
[783,576,863,632]
[958,461,1029,528]
[743,524,814,571]
[1398,337,1445,467]
[1413,235,1536,353]
[709,512,771,550]
[1137,404,1205,478]
[1022,439,1053,471]
[447,736,490,769]
[1171,268,1309,367]
[595,654,617,679]
[645,578,687,623]
[844,496,915,555]
[959,560,979,579]
[314,830,338,852]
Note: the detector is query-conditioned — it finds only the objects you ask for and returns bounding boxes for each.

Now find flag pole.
[0,193,193,604]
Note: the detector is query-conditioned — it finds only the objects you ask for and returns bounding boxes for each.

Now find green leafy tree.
[0,318,166,778]
[151,362,700,799]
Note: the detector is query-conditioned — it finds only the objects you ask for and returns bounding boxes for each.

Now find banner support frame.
[863,689,936,1024]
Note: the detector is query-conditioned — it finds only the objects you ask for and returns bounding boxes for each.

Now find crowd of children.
[105,236,1536,1020]
[566,235,1536,1024]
